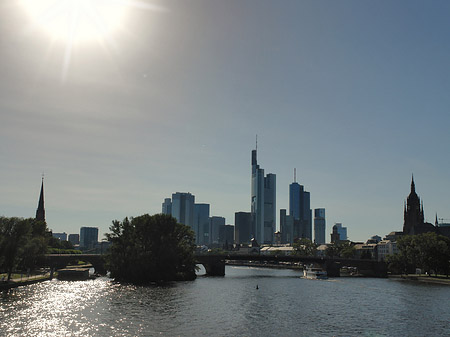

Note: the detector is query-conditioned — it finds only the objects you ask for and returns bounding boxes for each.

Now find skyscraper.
[162,198,172,215]
[333,223,347,241]
[194,203,210,245]
[235,211,252,244]
[80,227,99,250]
[171,192,195,230]
[251,145,276,244]
[36,177,45,222]
[289,171,312,240]
[209,216,225,245]
[280,209,294,244]
[314,208,326,244]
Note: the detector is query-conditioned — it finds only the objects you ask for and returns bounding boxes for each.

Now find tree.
[0,217,32,281]
[325,241,355,258]
[106,214,197,284]
[293,238,317,257]
[391,233,450,276]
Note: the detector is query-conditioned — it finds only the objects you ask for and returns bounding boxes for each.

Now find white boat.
[303,265,328,279]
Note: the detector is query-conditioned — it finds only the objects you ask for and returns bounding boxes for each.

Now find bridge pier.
[324,260,341,277]
[201,260,225,276]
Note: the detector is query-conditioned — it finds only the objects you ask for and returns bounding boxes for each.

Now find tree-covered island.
[105,214,197,284]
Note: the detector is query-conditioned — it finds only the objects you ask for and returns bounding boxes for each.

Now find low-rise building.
[377,240,398,261]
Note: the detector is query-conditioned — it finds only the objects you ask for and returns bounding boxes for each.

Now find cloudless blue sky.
[1,0,450,242]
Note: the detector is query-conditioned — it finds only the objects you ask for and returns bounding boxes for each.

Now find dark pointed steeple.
[411,174,415,193]
[36,176,45,222]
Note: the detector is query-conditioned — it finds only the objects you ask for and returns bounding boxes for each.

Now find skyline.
[2,1,450,242]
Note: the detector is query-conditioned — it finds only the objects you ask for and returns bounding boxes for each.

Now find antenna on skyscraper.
[294,168,296,183]
[256,134,258,151]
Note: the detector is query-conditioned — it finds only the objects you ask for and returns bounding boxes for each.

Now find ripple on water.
[1,270,450,336]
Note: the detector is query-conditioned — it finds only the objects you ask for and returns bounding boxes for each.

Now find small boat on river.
[303,265,328,279]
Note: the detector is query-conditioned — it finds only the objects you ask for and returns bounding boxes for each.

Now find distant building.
[377,240,398,261]
[331,223,347,243]
[68,234,80,245]
[366,235,382,244]
[403,176,435,235]
[209,216,225,245]
[289,170,312,240]
[334,223,347,240]
[279,209,294,244]
[195,203,210,245]
[171,192,195,231]
[36,177,45,222]
[251,145,276,244]
[314,208,326,244]
[80,227,99,250]
[53,232,67,241]
[162,198,172,215]
[235,211,252,245]
[219,224,234,247]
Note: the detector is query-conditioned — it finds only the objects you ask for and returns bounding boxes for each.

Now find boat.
[303,265,328,279]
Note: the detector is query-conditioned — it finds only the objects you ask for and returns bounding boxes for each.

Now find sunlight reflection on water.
[1,268,450,337]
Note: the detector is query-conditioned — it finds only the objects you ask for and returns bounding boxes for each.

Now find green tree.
[392,233,450,276]
[340,242,356,259]
[325,241,355,258]
[106,214,197,284]
[293,238,317,256]
[0,217,32,281]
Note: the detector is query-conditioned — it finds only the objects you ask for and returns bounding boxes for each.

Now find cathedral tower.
[403,175,425,235]
[36,177,45,222]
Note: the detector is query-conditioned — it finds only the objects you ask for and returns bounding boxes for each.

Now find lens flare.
[20,0,126,43]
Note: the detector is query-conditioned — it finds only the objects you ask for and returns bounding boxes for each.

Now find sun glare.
[20,0,126,43]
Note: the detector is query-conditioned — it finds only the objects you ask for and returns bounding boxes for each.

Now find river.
[1,266,449,337]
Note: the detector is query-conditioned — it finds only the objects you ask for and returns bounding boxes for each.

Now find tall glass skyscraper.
[194,203,210,245]
[80,227,98,250]
[314,208,326,244]
[289,178,312,240]
[171,192,195,231]
[251,147,276,244]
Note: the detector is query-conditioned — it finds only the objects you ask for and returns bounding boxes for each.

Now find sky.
[1,0,450,242]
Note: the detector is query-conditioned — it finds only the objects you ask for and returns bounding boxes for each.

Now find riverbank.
[389,274,450,285]
[0,274,53,291]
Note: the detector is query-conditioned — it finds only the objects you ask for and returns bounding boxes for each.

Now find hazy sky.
[1,0,450,242]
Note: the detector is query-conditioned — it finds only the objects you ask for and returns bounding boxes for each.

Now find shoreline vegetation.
[106,214,197,284]
[389,274,450,286]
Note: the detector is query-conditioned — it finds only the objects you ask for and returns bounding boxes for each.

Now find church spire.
[36,176,45,222]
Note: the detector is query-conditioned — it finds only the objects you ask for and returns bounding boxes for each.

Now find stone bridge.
[43,254,107,274]
[196,254,388,277]
[43,253,387,278]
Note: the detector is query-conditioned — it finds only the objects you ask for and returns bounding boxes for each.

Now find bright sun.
[20,0,127,43]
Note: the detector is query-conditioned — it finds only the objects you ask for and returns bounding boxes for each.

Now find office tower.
[219,224,234,246]
[195,203,210,245]
[68,233,80,245]
[52,232,67,241]
[80,227,99,249]
[289,170,312,240]
[209,216,225,245]
[314,208,326,244]
[280,209,294,244]
[251,146,276,244]
[171,192,195,230]
[235,211,252,244]
[333,223,347,241]
[162,198,172,215]
[36,177,45,222]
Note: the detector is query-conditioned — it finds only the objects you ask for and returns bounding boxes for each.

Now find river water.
[1,266,449,337]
